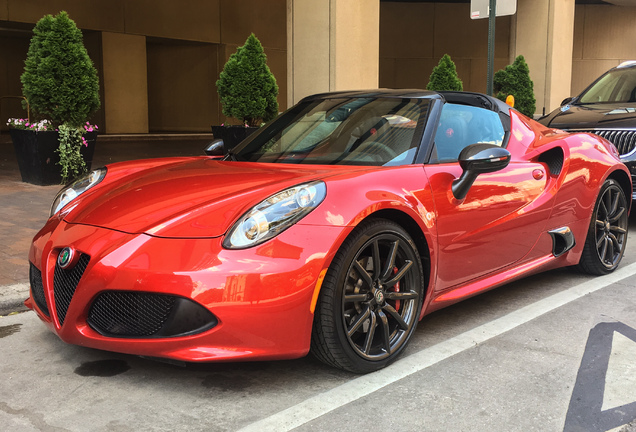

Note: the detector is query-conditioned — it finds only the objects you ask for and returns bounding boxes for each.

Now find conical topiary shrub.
[216,33,279,127]
[19,11,100,183]
[22,11,100,127]
[494,55,536,118]
[426,54,463,92]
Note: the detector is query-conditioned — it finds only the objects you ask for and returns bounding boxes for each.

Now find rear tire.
[577,178,628,275]
[311,218,425,373]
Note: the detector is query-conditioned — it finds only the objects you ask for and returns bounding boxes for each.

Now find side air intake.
[549,227,575,257]
[538,147,565,176]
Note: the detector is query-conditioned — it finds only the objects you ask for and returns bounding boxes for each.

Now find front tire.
[311,219,425,373]
[578,178,628,275]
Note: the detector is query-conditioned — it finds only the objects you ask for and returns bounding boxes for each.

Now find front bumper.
[27,217,346,362]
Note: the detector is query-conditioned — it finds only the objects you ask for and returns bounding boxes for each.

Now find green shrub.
[216,33,279,127]
[426,54,463,92]
[20,11,100,183]
[494,55,536,118]
[21,11,100,127]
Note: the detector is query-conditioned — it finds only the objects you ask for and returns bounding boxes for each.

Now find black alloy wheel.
[311,219,424,373]
[578,178,629,275]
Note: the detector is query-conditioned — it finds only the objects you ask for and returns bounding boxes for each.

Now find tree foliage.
[494,55,536,117]
[21,11,100,127]
[426,54,463,92]
[216,33,279,127]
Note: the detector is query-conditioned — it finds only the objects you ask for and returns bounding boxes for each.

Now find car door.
[424,103,554,291]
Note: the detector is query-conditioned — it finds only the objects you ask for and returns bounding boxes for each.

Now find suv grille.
[54,254,90,326]
[570,129,636,156]
[88,291,177,337]
[29,263,49,317]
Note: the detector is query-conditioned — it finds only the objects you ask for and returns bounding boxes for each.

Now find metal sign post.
[471,0,517,96]
[487,0,496,96]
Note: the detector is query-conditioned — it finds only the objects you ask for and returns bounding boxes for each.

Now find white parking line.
[239,262,636,432]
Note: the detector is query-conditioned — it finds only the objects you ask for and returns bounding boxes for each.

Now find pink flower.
[81,137,88,147]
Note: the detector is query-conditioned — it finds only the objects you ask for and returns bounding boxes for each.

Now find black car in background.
[539,61,636,199]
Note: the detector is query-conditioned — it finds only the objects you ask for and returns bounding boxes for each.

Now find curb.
[0,283,29,315]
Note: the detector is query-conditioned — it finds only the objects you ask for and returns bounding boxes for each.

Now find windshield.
[579,68,636,104]
[231,97,431,166]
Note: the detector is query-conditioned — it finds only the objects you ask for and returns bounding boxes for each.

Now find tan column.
[101,32,149,133]
[287,0,380,105]
[511,0,575,116]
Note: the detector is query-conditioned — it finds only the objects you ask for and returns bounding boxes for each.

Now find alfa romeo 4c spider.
[27,90,631,373]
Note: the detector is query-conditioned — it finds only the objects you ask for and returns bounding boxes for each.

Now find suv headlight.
[50,168,107,217]
[224,181,327,249]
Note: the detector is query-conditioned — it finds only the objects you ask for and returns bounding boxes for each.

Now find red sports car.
[27,90,631,373]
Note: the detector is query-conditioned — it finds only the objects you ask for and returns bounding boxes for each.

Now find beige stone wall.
[287,0,380,105]
[379,2,511,94]
[571,4,636,96]
[0,0,287,132]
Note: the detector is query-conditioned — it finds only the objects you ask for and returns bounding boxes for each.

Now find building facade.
[0,0,634,133]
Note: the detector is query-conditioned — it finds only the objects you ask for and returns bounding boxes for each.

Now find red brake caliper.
[390,266,400,310]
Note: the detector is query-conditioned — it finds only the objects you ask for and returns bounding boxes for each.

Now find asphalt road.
[1,217,636,432]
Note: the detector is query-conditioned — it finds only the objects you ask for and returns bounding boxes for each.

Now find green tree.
[494,55,536,117]
[21,11,100,127]
[216,33,279,127]
[426,54,463,92]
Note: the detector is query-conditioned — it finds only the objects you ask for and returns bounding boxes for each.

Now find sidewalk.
[0,133,213,314]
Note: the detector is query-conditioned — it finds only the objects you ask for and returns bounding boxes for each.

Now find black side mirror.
[204,139,225,156]
[451,143,511,201]
[561,96,574,106]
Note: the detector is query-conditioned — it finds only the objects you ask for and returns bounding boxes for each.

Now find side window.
[433,103,505,162]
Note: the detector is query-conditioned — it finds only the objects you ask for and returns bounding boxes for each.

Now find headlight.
[50,168,107,217]
[224,181,327,249]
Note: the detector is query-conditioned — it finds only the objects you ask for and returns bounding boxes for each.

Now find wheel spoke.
[609,190,620,216]
[377,309,391,353]
[601,192,610,218]
[608,233,621,255]
[610,225,627,235]
[345,293,369,303]
[598,236,609,262]
[385,290,418,301]
[609,207,625,224]
[380,240,399,280]
[347,305,371,336]
[382,303,408,330]
[385,260,413,288]
[372,240,381,280]
[353,260,373,288]
[362,312,377,355]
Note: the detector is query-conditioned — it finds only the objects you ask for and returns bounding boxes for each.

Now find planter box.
[211,125,258,149]
[10,129,97,186]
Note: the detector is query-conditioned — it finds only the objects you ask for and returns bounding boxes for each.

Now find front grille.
[570,129,636,156]
[29,263,49,317]
[88,291,177,337]
[54,254,90,326]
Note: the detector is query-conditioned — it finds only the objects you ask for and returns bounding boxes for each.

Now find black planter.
[10,129,98,186]
[211,125,259,149]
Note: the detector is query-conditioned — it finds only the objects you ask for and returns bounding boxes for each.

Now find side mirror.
[451,143,511,201]
[204,139,225,156]
[561,96,574,106]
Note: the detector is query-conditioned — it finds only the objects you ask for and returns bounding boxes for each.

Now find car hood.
[543,103,636,130]
[65,158,370,238]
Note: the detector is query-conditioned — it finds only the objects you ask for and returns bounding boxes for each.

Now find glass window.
[433,103,505,162]
[579,68,636,104]
[232,97,430,166]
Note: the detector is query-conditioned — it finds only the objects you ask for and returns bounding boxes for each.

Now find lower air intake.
[88,291,217,338]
